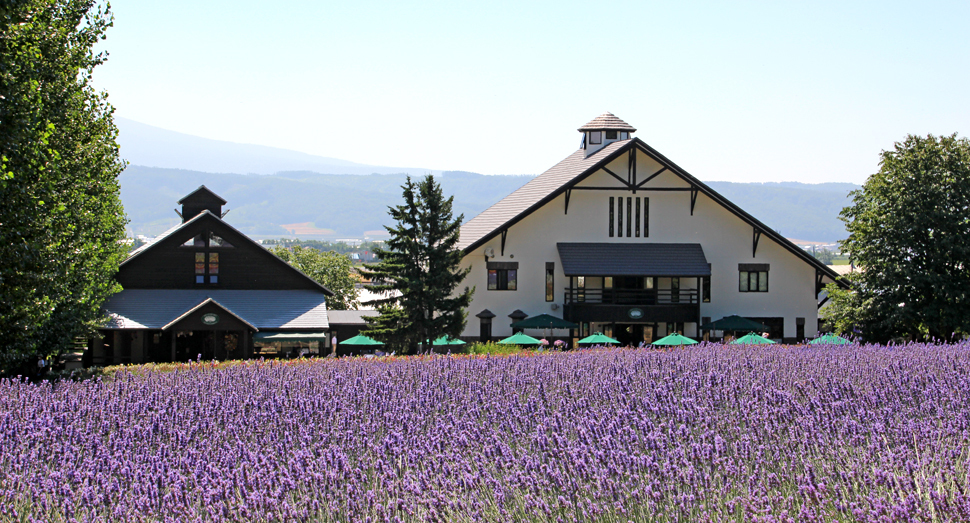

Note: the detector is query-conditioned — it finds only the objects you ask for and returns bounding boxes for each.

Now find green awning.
[497,332,542,345]
[700,315,768,332]
[340,334,384,346]
[511,314,579,330]
[577,332,620,345]
[431,336,466,346]
[809,333,851,345]
[254,332,329,342]
[652,333,698,346]
[729,332,776,345]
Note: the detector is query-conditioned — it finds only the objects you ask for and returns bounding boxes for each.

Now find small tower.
[578,112,636,157]
[177,185,227,222]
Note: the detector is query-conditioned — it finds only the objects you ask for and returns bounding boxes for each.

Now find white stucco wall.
[459,148,820,341]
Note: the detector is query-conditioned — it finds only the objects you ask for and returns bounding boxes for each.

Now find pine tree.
[363,175,473,353]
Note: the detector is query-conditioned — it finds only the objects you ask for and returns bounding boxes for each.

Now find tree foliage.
[269,246,359,310]
[832,134,970,342]
[363,175,473,353]
[0,0,127,373]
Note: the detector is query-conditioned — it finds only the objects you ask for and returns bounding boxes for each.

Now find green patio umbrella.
[730,332,776,344]
[652,333,699,346]
[700,315,768,332]
[809,333,851,345]
[510,314,579,330]
[497,332,542,345]
[340,334,384,346]
[431,336,466,346]
[577,332,620,345]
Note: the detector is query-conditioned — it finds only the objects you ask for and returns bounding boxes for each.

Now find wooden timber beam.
[752,228,762,258]
[500,229,508,256]
[690,187,699,216]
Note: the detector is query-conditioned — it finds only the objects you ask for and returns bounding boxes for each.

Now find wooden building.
[91,187,333,365]
[457,113,845,345]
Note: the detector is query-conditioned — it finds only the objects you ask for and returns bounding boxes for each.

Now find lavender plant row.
[3,345,970,522]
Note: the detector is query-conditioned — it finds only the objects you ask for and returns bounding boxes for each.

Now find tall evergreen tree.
[0,0,127,373]
[363,175,473,353]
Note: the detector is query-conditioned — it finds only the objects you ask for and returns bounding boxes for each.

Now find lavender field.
[3,345,970,522]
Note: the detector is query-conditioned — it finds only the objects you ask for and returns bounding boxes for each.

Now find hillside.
[121,166,858,243]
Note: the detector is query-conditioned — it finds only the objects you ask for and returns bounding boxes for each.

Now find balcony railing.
[563,288,699,305]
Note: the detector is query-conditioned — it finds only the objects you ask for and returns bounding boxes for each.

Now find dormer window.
[589,131,602,145]
[620,132,629,140]
[606,130,617,140]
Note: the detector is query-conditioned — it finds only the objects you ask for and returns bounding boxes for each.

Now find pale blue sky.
[95,0,969,183]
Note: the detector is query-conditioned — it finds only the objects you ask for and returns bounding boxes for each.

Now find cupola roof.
[577,112,636,132]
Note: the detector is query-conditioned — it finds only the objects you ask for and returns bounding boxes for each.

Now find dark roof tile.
[557,243,711,276]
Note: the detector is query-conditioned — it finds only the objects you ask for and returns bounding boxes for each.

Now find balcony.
[562,288,700,323]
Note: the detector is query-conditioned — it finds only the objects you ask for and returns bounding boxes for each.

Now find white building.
[457,113,842,344]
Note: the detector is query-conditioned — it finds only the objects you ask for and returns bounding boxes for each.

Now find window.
[617,197,623,237]
[605,130,617,140]
[610,197,648,237]
[575,276,585,302]
[195,251,220,284]
[702,276,711,302]
[609,197,614,237]
[671,277,680,303]
[208,253,219,284]
[487,261,518,291]
[796,317,805,340]
[620,132,629,140]
[195,252,205,284]
[635,198,641,237]
[739,271,768,292]
[644,197,650,237]
[626,197,632,237]
[666,322,684,335]
[589,131,602,144]
[209,233,233,248]
[183,234,205,248]
[545,263,555,301]
[739,264,769,293]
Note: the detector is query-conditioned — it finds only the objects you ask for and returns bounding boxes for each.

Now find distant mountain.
[121,165,859,243]
[120,166,535,239]
[116,118,436,176]
[705,181,858,242]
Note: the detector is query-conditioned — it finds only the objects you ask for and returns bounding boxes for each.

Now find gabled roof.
[161,297,258,331]
[578,112,637,132]
[178,185,227,205]
[557,243,710,277]
[458,137,842,282]
[102,289,329,330]
[121,210,333,296]
[458,140,630,251]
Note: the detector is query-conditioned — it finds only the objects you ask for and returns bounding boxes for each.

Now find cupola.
[177,185,227,222]
[578,112,636,157]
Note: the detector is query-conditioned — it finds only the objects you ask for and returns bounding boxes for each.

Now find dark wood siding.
[118,214,322,291]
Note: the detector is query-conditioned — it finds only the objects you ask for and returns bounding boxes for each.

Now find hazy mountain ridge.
[116,118,438,176]
[121,166,857,243]
[117,118,858,242]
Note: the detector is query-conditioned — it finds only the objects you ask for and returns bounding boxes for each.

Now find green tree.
[832,134,970,342]
[270,246,359,310]
[0,0,127,374]
[363,175,473,353]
